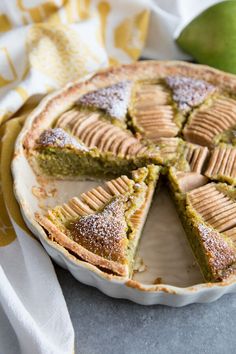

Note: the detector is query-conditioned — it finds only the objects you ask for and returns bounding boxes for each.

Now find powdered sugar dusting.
[70,198,127,261]
[78,81,132,120]
[37,128,88,151]
[165,76,216,112]
[198,223,236,279]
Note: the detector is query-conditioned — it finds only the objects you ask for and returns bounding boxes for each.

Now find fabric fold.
[0,116,74,354]
[0,222,74,354]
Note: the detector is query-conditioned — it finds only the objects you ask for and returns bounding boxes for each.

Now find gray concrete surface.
[55,265,236,354]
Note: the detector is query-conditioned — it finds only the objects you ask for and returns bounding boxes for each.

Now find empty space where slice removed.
[133,186,203,287]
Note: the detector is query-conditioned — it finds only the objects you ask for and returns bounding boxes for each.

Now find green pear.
[177,1,236,74]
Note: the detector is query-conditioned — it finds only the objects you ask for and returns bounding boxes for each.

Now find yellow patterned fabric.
[0,0,150,124]
[0,0,150,247]
[0,116,29,247]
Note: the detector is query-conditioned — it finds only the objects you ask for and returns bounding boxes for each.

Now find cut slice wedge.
[168,181,236,282]
[35,165,160,277]
[183,211,236,282]
[29,109,163,178]
[184,184,236,281]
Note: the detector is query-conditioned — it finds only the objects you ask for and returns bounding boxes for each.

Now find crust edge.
[35,212,129,277]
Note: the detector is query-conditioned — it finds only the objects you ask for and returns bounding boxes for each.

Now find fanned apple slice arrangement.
[23,62,236,283]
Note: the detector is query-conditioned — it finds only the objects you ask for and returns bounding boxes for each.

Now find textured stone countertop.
[55,265,236,354]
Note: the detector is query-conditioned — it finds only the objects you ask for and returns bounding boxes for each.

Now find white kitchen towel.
[0,115,75,354]
[0,220,74,354]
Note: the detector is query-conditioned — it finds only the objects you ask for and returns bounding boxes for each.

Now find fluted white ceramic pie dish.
[12,61,236,306]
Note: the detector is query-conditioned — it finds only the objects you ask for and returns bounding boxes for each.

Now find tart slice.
[168,180,236,281]
[29,108,162,179]
[35,165,160,277]
[184,183,236,281]
[184,207,236,282]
